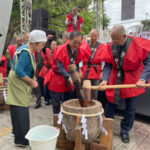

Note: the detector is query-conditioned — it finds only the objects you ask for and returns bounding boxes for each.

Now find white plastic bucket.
[25,125,60,150]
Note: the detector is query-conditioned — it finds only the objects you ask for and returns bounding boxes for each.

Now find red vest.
[44,42,69,87]
[44,69,51,86]
[39,48,52,78]
[66,14,84,33]
[7,45,16,60]
[0,55,7,77]
[48,43,82,92]
[80,41,105,79]
[102,36,150,103]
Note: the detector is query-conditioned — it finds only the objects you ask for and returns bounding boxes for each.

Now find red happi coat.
[47,43,82,93]
[80,41,105,79]
[44,42,69,87]
[39,48,52,78]
[102,36,150,103]
[66,14,84,33]
[0,55,7,77]
[7,45,16,60]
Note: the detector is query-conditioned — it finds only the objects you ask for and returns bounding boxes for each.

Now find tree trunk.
[4,17,19,53]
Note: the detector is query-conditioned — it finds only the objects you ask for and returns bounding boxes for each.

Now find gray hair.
[72,6,78,10]
[16,37,23,41]
[111,25,126,36]
[90,28,99,36]
[69,31,82,39]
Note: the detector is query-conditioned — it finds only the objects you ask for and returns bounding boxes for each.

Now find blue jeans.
[105,96,138,134]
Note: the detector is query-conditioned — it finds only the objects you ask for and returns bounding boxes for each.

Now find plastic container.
[25,125,60,150]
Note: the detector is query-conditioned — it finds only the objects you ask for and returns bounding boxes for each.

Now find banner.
[0,0,13,59]
[128,31,150,40]
[121,0,135,20]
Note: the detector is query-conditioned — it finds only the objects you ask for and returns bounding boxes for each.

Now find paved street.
[0,97,150,150]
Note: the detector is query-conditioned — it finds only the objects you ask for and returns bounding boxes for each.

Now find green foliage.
[32,0,110,36]
[11,0,21,31]
[141,20,150,31]
[79,10,96,35]
[6,0,110,48]
[32,0,94,35]
[101,13,111,29]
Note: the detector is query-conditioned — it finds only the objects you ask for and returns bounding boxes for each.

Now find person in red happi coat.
[99,25,150,143]
[47,31,83,114]
[65,6,84,33]
[80,29,105,100]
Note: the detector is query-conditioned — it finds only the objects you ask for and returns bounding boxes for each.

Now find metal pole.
[20,0,23,37]
[146,13,148,29]
[102,0,104,30]
[20,0,32,36]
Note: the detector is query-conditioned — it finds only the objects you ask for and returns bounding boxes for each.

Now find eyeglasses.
[112,39,119,42]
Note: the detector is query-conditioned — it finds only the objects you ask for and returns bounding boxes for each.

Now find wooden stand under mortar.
[53,114,113,150]
[54,64,113,150]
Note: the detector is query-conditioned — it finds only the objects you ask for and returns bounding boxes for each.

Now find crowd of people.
[1,6,150,148]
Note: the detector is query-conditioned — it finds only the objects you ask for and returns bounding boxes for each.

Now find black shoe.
[45,101,49,105]
[15,143,30,148]
[45,100,52,105]
[120,133,129,143]
[15,142,29,147]
[34,103,41,109]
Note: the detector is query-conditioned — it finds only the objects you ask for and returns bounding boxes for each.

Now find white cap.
[29,30,47,43]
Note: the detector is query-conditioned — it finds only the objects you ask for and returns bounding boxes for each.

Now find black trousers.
[44,82,51,102]
[10,105,29,145]
[97,90,107,109]
[50,90,76,114]
[105,96,137,134]
[34,76,44,105]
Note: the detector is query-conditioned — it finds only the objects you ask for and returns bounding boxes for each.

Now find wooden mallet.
[83,80,150,90]
[67,64,89,107]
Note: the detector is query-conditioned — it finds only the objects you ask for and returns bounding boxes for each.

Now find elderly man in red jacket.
[6,37,23,74]
[65,6,84,33]
[100,25,150,143]
[7,37,23,61]
[80,29,105,100]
